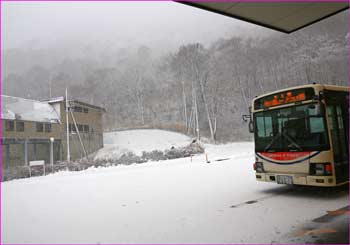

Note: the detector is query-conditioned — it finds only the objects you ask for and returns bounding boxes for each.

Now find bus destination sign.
[254,88,315,110]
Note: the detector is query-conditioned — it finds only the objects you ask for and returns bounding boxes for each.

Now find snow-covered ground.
[2,130,348,244]
[94,129,192,160]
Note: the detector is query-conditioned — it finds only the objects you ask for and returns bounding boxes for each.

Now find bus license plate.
[277,175,293,185]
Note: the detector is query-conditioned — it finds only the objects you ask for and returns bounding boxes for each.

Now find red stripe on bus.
[259,152,311,161]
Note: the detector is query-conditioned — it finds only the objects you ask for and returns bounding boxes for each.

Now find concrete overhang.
[179,2,349,33]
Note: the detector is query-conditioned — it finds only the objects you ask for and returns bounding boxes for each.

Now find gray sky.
[2,1,262,51]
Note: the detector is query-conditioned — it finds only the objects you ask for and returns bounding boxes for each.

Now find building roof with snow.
[41,96,106,112]
[1,95,60,123]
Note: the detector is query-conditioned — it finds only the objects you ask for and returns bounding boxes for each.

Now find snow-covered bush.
[2,142,205,182]
[141,150,165,162]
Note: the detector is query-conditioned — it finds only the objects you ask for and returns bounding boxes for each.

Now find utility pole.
[194,91,200,141]
[49,75,52,99]
[182,79,188,129]
[70,109,88,159]
[50,137,54,172]
[65,88,70,163]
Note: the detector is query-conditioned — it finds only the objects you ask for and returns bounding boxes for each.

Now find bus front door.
[326,91,349,184]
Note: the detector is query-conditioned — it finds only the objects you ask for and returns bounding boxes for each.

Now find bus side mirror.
[243,107,254,133]
[249,120,254,133]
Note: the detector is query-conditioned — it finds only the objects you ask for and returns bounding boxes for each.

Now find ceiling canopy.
[180,2,349,33]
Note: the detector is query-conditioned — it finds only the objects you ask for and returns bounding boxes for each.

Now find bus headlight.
[255,162,264,173]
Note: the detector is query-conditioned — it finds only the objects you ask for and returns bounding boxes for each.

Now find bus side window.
[327,106,339,156]
[327,105,347,164]
[335,105,347,160]
[336,106,344,130]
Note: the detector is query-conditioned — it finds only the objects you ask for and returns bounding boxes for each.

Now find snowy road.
[2,141,349,244]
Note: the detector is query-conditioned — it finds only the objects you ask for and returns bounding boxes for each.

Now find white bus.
[250,84,349,187]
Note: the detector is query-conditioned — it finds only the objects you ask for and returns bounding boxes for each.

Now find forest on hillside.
[3,11,348,142]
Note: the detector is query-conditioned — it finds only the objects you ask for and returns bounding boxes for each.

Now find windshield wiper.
[264,132,282,152]
[282,132,303,151]
[264,131,303,152]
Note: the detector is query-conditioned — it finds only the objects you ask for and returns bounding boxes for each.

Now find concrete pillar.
[5,144,10,170]
[33,143,37,160]
[24,139,28,166]
[50,138,54,172]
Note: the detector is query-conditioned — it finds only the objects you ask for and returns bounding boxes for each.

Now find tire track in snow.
[229,187,294,208]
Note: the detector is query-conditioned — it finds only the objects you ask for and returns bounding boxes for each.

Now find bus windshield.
[254,103,329,152]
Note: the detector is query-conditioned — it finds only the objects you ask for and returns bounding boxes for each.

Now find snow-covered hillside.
[94,129,192,161]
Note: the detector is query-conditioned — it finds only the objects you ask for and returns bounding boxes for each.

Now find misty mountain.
[2,4,348,142]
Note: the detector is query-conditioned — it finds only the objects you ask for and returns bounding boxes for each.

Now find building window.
[16,121,24,132]
[68,123,90,133]
[70,105,88,113]
[5,120,14,131]
[44,123,52,132]
[79,124,84,132]
[69,123,76,133]
[36,123,44,132]
[71,106,83,113]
